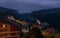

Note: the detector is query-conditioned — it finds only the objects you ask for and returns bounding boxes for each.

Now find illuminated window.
[3,24,6,28]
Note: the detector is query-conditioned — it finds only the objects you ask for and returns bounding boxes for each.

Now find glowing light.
[8,16,14,20]
[3,24,6,28]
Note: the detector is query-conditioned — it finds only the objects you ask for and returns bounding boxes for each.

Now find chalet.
[0,16,23,38]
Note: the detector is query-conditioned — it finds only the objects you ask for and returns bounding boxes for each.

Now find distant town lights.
[37,19,41,25]
[8,16,14,20]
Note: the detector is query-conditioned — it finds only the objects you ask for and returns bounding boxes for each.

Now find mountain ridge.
[31,8,60,29]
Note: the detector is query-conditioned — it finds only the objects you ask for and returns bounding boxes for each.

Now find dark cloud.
[0,0,60,13]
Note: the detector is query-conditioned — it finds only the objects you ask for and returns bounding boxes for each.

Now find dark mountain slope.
[31,8,60,29]
[0,7,21,19]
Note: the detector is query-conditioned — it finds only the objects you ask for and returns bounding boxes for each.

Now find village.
[0,15,59,38]
[0,7,60,38]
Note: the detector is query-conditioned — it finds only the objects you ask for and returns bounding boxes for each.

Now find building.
[42,27,56,36]
[0,16,23,38]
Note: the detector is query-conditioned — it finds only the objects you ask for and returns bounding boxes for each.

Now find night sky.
[0,0,60,13]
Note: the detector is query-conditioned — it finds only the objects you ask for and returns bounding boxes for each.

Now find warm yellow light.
[8,16,14,20]
[3,24,6,28]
